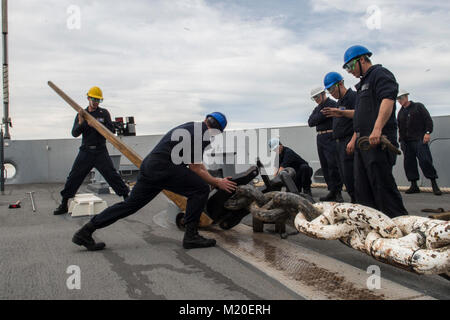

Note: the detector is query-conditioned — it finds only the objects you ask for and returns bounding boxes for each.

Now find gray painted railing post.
[1,126,4,193]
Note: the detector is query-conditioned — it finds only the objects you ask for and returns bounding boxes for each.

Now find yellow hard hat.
[87,86,103,100]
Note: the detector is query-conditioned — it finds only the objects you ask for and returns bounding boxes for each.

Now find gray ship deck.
[0,183,449,300]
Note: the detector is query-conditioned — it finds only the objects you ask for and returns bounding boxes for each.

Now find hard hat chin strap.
[358,59,364,78]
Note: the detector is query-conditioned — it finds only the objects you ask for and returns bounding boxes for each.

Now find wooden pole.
[48,81,213,225]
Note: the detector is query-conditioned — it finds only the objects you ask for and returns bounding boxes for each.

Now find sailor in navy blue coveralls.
[344,49,407,218]
[72,113,237,251]
[322,83,357,203]
[397,91,442,195]
[274,143,313,195]
[54,94,129,215]
[308,91,343,202]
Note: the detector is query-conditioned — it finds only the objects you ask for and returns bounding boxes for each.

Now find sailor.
[343,45,407,218]
[269,138,313,196]
[321,72,356,203]
[54,86,130,215]
[308,87,344,202]
[397,89,442,195]
[72,112,237,251]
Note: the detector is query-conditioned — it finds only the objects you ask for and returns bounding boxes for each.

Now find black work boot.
[54,198,69,215]
[183,221,216,249]
[405,181,420,194]
[320,190,333,201]
[123,193,129,201]
[303,188,313,197]
[72,222,106,251]
[431,179,442,196]
[320,190,342,202]
[335,191,344,203]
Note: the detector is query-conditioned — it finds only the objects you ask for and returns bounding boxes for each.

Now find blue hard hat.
[343,45,373,67]
[268,138,280,151]
[324,72,344,89]
[206,112,227,132]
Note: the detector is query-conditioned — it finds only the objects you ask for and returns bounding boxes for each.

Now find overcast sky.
[3,0,450,140]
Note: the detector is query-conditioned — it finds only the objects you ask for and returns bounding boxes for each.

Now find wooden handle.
[48,81,213,226]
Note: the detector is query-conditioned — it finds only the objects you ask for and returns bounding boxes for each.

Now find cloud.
[2,0,450,140]
[304,0,450,114]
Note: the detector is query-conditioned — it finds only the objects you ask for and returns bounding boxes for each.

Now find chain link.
[224,185,450,275]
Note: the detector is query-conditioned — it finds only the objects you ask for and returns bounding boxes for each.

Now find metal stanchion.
[1,126,4,194]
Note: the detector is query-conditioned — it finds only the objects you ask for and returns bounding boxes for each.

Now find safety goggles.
[90,97,102,103]
[343,58,358,71]
[327,83,339,94]
[311,94,322,102]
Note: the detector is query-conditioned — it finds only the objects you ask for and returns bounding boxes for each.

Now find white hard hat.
[269,138,280,151]
[310,87,325,100]
[397,89,409,98]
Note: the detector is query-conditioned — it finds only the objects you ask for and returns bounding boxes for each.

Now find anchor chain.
[224,185,450,275]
